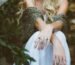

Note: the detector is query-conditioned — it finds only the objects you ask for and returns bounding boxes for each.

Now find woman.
[21,0,71,65]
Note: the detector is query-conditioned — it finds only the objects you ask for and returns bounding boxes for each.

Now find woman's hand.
[34,24,54,50]
[53,35,66,65]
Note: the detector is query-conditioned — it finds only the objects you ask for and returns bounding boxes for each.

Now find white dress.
[25,31,71,65]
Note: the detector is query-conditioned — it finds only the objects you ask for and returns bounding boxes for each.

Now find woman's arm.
[22,0,47,31]
[35,0,69,44]
[35,0,69,31]
[23,0,68,31]
[51,0,69,30]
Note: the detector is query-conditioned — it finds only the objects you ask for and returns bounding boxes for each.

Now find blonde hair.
[42,0,62,21]
[19,0,62,22]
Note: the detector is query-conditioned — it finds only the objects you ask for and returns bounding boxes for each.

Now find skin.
[22,0,69,65]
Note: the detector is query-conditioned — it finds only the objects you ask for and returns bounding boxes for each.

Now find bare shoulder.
[61,0,68,4]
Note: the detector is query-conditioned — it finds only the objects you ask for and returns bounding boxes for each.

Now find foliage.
[0,0,35,65]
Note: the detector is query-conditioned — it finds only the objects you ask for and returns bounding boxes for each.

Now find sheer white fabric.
[25,31,71,65]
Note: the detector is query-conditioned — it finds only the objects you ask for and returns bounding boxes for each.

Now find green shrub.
[0,0,35,65]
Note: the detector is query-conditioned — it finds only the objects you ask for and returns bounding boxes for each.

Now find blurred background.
[67,0,75,65]
[0,0,75,65]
